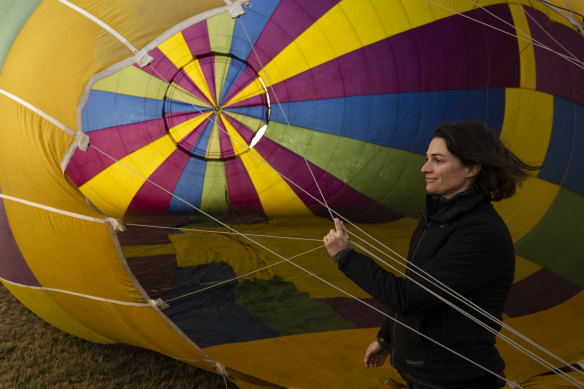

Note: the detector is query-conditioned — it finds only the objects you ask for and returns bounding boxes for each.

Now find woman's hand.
[323,218,350,257]
[364,340,390,368]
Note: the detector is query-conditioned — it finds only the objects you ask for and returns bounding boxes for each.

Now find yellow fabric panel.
[260,0,512,86]
[222,115,312,217]
[0,100,143,303]
[62,0,225,55]
[205,328,404,389]
[121,244,176,258]
[496,89,556,241]
[514,255,543,283]
[2,281,113,344]
[91,65,168,100]
[510,4,537,90]
[224,76,266,107]
[158,31,193,69]
[499,291,584,381]
[80,115,206,217]
[46,291,209,361]
[184,59,216,105]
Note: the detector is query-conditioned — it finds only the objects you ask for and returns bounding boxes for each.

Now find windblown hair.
[434,121,542,201]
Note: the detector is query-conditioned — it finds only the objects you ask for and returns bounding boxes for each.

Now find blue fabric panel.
[165,98,212,115]
[270,89,505,153]
[169,157,207,213]
[82,90,163,132]
[190,117,215,157]
[165,261,280,347]
[229,0,280,60]
[539,97,584,195]
[219,62,246,105]
[225,105,268,122]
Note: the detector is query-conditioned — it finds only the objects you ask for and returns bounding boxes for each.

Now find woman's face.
[421,137,479,199]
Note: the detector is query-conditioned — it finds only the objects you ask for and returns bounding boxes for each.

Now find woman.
[323,121,540,389]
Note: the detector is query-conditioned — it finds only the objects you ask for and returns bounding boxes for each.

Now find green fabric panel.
[92,65,168,100]
[266,122,426,217]
[515,188,584,287]
[0,0,42,72]
[206,12,234,54]
[225,111,264,132]
[236,276,355,335]
[201,161,229,215]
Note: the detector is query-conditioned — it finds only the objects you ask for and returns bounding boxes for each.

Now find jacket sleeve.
[335,219,514,316]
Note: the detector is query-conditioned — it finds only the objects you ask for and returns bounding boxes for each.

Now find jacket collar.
[424,189,488,224]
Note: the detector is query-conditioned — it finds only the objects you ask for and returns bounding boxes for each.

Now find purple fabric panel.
[218,115,236,159]
[269,5,519,102]
[254,136,402,222]
[223,114,255,144]
[66,119,167,187]
[174,69,213,105]
[222,67,260,106]
[526,7,584,106]
[139,47,180,82]
[224,158,265,216]
[225,94,267,109]
[0,196,41,286]
[245,0,339,72]
[505,268,582,318]
[182,20,211,57]
[319,297,387,328]
[199,56,217,104]
[127,150,191,213]
[176,117,209,152]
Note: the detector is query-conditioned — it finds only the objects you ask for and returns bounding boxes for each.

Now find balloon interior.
[1,1,583,388]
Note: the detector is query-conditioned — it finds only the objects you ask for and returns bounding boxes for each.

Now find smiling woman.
[323,121,543,388]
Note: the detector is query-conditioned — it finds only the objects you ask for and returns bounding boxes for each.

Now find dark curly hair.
[434,121,542,201]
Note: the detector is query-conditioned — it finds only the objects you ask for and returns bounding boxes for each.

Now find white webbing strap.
[0,193,106,225]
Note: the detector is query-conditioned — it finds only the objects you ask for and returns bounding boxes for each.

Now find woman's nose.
[421,160,431,173]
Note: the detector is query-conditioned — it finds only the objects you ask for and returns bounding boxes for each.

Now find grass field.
[0,283,238,389]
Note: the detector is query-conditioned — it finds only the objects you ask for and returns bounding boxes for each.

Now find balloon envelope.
[1,0,583,387]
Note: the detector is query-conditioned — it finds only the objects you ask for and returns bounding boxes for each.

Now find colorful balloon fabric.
[1,0,583,388]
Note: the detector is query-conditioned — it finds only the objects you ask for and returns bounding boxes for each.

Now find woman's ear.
[466,164,482,178]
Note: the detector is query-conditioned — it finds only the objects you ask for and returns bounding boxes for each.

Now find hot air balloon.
[1,0,583,388]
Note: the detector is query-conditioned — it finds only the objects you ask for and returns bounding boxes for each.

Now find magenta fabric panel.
[245,0,339,71]
[526,7,584,106]
[139,47,180,82]
[66,119,167,187]
[182,20,211,57]
[199,56,217,103]
[173,68,213,104]
[253,135,402,222]
[505,268,582,318]
[268,4,519,103]
[224,158,265,216]
[126,150,191,213]
[0,195,41,286]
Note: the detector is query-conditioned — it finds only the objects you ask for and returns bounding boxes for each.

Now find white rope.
[236,18,336,221]
[56,0,139,54]
[125,223,321,242]
[55,3,582,386]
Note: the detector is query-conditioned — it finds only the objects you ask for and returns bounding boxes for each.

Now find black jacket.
[334,190,515,388]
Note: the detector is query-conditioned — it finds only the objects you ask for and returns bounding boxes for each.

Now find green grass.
[0,283,238,389]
